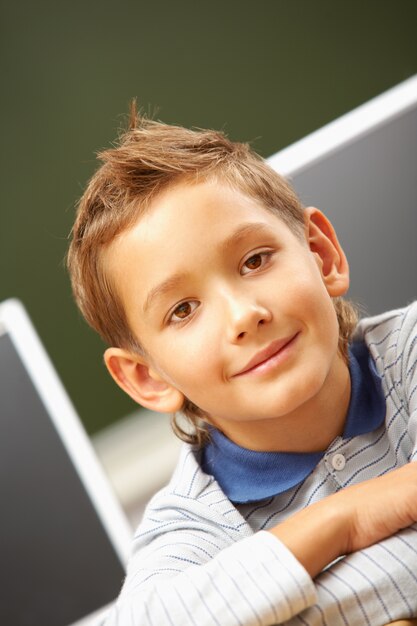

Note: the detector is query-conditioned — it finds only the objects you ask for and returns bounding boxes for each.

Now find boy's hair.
[68,105,358,446]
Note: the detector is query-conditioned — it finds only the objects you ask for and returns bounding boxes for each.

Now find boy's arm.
[104,463,417,626]
[106,497,317,625]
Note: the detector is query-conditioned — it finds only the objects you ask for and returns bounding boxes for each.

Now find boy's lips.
[233,333,299,377]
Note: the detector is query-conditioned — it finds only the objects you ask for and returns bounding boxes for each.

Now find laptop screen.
[0,302,131,626]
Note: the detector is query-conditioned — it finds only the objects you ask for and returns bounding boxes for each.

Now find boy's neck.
[210,354,351,454]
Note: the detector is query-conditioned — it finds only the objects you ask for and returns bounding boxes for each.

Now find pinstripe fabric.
[105,303,417,626]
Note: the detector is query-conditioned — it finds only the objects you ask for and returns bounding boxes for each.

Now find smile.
[233,333,299,377]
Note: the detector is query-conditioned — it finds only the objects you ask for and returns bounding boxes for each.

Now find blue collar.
[201,341,386,503]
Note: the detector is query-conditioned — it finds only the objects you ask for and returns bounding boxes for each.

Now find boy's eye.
[169,300,199,323]
[241,251,272,275]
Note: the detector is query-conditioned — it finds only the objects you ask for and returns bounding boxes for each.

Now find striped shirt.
[105,302,417,625]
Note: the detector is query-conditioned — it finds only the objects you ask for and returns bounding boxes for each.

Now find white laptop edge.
[0,299,132,587]
[267,73,417,175]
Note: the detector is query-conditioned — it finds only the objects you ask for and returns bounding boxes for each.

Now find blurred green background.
[1,0,416,434]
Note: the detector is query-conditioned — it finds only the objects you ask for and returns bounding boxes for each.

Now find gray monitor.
[0,299,132,626]
[268,74,417,315]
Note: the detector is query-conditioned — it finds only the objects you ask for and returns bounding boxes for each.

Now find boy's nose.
[225,294,272,343]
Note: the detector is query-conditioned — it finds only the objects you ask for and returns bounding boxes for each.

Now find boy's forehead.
[110,182,296,256]
[125,179,298,243]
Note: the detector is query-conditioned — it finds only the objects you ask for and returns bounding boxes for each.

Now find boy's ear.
[305,207,350,297]
[104,348,185,414]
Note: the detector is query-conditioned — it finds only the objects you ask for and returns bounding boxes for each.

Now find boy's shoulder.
[352,300,417,346]
[352,301,417,400]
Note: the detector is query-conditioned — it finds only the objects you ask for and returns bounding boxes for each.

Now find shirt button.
[331,453,346,471]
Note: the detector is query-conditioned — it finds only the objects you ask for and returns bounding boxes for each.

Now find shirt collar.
[201,341,386,503]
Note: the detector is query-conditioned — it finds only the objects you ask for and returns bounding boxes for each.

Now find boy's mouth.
[233,333,299,377]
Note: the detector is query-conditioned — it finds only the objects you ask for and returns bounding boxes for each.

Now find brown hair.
[68,105,358,446]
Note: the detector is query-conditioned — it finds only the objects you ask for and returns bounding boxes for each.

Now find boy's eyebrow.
[143,272,189,314]
[220,222,273,254]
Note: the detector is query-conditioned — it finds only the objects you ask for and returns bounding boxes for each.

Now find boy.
[68,109,417,625]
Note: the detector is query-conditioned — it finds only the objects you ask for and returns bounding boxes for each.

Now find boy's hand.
[269,462,417,578]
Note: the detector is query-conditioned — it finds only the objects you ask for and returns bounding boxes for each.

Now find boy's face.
[105,180,349,450]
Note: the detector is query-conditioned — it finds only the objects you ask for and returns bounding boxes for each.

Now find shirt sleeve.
[104,523,317,626]
[284,524,417,625]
